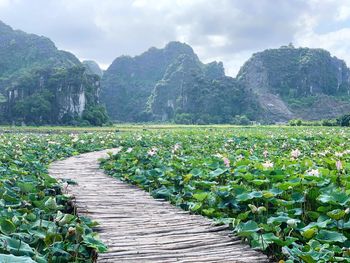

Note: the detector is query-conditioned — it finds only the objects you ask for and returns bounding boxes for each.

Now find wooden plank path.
[49,149,268,263]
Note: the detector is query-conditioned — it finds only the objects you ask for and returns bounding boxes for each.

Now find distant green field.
[0,123,317,134]
[0,124,257,134]
[0,124,265,132]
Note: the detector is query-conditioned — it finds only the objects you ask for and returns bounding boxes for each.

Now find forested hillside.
[0,21,108,126]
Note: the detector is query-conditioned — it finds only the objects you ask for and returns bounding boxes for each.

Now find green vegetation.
[101,126,350,262]
[337,114,350,127]
[102,42,350,124]
[1,125,350,262]
[288,112,350,127]
[101,41,259,124]
[0,132,118,262]
[0,21,109,126]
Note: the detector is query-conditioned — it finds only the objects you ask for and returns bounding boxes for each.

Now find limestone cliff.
[237,45,350,121]
[101,42,199,122]
[101,41,259,123]
[0,20,106,125]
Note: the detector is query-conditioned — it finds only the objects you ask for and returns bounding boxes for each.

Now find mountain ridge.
[2,19,350,125]
[0,20,108,125]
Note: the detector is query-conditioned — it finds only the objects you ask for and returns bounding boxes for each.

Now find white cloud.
[1,0,350,76]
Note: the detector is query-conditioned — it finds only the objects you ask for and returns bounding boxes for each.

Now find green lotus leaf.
[0,219,16,235]
[44,233,63,246]
[193,192,208,202]
[0,234,35,257]
[302,227,318,239]
[209,168,226,178]
[44,197,57,210]
[236,191,262,202]
[267,214,300,225]
[235,220,261,237]
[327,209,346,220]
[315,230,347,243]
[0,254,36,263]
[318,191,350,206]
[83,234,108,253]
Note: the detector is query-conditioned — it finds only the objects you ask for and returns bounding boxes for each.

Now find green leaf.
[0,254,36,263]
[267,214,299,225]
[327,209,346,220]
[18,182,36,193]
[302,228,318,239]
[44,197,57,210]
[44,233,63,246]
[236,191,262,202]
[318,191,350,206]
[209,168,226,177]
[235,220,261,237]
[0,235,35,257]
[315,230,347,243]
[193,192,208,202]
[0,219,16,235]
[83,234,108,252]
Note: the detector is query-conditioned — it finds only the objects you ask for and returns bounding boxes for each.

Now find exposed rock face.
[101,41,259,123]
[150,54,256,123]
[237,45,350,122]
[101,42,201,122]
[4,18,350,124]
[0,21,103,125]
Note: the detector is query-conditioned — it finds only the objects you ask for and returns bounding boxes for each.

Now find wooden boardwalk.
[49,149,268,263]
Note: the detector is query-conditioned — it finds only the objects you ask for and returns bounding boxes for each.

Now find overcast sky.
[1,0,350,76]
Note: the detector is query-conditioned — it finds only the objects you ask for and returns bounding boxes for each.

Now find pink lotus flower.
[172,143,181,153]
[214,153,223,158]
[262,160,273,169]
[236,154,244,161]
[263,150,268,158]
[147,147,158,156]
[223,157,230,167]
[336,160,343,171]
[335,152,344,157]
[291,149,301,159]
[307,169,319,177]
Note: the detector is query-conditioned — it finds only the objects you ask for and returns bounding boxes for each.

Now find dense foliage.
[0,132,117,262]
[102,127,350,262]
[150,55,258,124]
[238,45,350,97]
[101,41,260,124]
[102,42,350,124]
[0,21,108,126]
[337,114,350,127]
[101,42,199,122]
[237,45,350,122]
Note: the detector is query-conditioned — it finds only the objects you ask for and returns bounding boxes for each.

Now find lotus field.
[1,126,350,263]
[102,127,350,262]
[0,132,117,263]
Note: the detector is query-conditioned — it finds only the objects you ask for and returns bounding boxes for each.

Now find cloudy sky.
[1,0,350,76]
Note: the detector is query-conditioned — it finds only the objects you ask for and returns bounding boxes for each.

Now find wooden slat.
[49,149,268,263]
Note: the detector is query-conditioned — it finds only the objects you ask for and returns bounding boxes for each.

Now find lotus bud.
[67,227,76,236]
[248,204,258,213]
[257,206,267,214]
[287,219,298,227]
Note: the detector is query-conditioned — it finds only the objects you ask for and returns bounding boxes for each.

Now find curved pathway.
[49,149,268,263]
